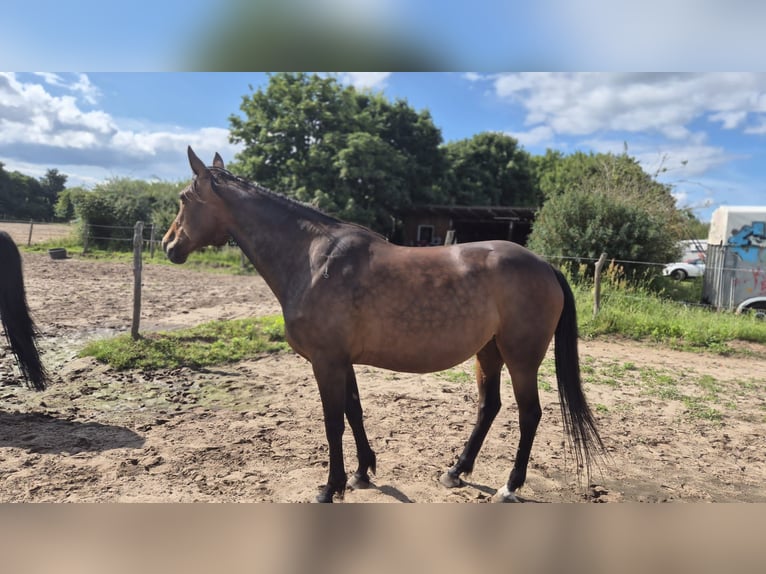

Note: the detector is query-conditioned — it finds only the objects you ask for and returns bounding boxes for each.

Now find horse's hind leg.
[344,366,377,490]
[440,339,503,488]
[494,349,543,502]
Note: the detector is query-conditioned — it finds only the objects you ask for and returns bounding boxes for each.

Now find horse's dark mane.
[208,167,342,225]
[207,166,387,240]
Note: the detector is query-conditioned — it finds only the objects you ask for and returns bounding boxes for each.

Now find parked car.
[662,259,705,280]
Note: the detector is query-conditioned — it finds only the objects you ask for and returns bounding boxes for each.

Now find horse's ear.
[213,152,225,169]
[188,146,209,179]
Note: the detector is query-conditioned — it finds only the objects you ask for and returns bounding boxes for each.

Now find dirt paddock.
[0,251,764,502]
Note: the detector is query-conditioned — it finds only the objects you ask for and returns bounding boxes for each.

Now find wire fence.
[80,222,162,258]
[6,217,757,318]
[0,219,75,246]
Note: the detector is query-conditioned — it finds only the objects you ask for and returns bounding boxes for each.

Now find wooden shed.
[396,205,536,246]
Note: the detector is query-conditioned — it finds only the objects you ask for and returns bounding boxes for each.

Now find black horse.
[0,231,47,390]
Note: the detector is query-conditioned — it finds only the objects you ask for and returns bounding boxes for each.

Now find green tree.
[39,169,68,219]
[0,164,68,220]
[531,150,601,201]
[441,132,539,207]
[0,162,25,218]
[229,73,446,235]
[527,151,684,276]
[54,187,82,221]
[678,209,710,240]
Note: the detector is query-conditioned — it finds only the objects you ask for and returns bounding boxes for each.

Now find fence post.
[82,224,90,254]
[593,252,608,318]
[27,219,34,246]
[149,224,156,259]
[131,221,144,340]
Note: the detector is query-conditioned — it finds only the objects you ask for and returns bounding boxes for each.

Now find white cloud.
[32,72,102,105]
[506,125,554,147]
[338,72,392,90]
[492,73,766,139]
[575,136,731,179]
[0,73,239,184]
[709,110,748,130]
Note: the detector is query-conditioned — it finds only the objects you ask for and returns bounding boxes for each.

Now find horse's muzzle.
[162,235,188,264]
[162,229,186,264]
[164,243,188,264]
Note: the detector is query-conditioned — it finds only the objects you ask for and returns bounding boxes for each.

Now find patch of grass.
[572,278,766,353]
[538,380,554,393]
[538,357,557,379]
[682,398,723,422]
[438,369,473,384]
[80,315,288,371]
[697,374,722,397]
[635,366,727,423]
[736,378,763,392]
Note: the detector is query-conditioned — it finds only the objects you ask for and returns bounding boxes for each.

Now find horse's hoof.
[439,471,462,488]
[315,486,338,503]
[492,485,521,503]
[347,473,372,490]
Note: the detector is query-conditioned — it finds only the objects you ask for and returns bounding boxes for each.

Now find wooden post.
[131,221,144,340]
[149,224,156,259]
[593,252,607,318]
[27,219,34,246]
[82,224,90,254]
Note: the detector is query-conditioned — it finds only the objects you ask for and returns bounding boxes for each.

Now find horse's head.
[162,146,231,264]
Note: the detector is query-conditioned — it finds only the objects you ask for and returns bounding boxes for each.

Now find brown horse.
[0,231,47,390]
[163,147,604,502]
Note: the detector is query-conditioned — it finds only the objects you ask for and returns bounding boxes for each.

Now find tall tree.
[0,164,68,220]
[39,169,68,219]
[441,132,539,207]
[229,73,446,234]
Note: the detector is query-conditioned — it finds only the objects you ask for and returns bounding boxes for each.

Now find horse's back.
[336,238,563,372]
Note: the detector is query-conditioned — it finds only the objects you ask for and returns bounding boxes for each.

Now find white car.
[662,259,706,280]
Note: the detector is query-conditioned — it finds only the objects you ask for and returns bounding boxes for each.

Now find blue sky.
[2,72,766,221]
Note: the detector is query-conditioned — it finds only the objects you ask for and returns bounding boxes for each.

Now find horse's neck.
[221,187,331,306]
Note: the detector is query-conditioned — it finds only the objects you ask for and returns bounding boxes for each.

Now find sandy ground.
[0,251,764,503]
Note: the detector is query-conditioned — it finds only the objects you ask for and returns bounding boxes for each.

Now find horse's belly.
[355,309,496,373]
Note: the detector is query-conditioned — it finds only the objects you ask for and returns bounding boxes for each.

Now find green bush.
[530,188,679,280]
[57,178,184,249]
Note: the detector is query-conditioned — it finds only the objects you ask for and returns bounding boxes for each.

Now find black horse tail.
[0,232,47,390]
[551,266,604,481]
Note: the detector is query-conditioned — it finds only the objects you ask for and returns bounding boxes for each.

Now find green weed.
[438,369,473,384]
[573,279,766,352]
[80,315,288,370]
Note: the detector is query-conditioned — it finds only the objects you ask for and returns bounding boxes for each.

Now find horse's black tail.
[0,232,47,390]
[551,266,603,482]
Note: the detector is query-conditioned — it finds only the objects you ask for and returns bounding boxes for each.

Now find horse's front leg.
[312,358,349,503]
[344,365,377,490]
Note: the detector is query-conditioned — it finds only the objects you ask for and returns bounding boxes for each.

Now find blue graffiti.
[728,221,766,263]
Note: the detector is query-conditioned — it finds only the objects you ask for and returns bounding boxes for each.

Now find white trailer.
[702,206,766,317]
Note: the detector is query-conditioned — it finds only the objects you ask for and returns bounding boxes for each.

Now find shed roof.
[399,205,536,222]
